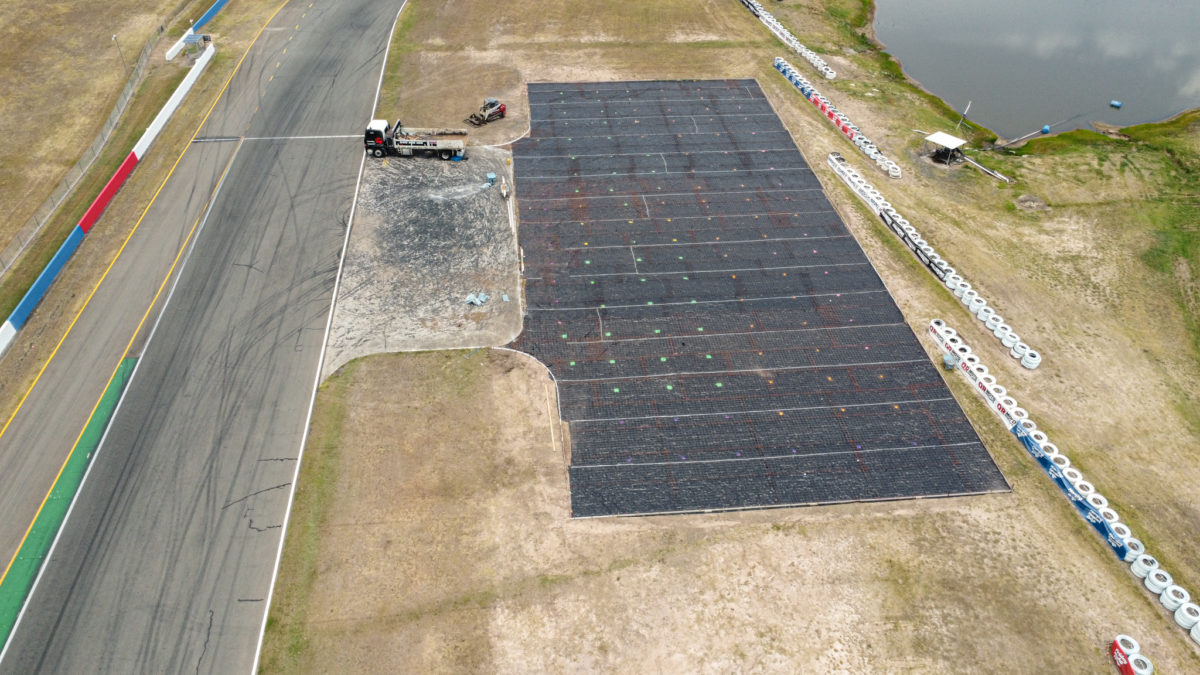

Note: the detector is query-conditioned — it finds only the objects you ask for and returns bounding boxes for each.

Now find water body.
[873,0,1200,139]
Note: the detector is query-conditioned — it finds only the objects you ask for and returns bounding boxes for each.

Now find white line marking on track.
[243,134,359,141]
[564,261,869,279]
[520,187,823,203]
[251,1,410,672]
[573,396,954,424]
[564,234,849,251]
[532,290,888,314]
[570,441,980,469]
[557,358,925,384]
[562,319,903,344]
[528,129,791,141]
[532,96,763,106]
[520,166,812,180]
[521,147,800,160]
[520,207,837,226]
[533,111,778,122]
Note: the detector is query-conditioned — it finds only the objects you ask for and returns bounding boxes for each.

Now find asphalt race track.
[510,80,1009,517]
[1,0,403,671]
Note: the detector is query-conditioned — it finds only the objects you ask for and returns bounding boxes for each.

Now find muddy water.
[874,0,1200,139]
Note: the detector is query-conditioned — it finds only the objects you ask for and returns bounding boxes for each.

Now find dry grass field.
[262,0,1200,672]
[0,0,191,250]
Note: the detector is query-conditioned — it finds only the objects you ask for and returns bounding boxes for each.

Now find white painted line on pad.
[574,396,956,424]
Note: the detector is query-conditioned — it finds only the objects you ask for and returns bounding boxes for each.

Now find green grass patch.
[1008,128,1120,156]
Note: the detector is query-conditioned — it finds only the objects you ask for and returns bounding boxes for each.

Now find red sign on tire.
[1110,640,1135,675]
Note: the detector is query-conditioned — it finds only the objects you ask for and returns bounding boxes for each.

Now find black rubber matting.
[509,79,1008,517]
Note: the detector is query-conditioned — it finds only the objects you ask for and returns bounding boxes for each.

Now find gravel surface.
[324,145,520,377]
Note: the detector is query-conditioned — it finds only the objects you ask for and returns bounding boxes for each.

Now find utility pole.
[112,34,129,77]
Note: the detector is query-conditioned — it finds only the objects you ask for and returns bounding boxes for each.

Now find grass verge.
[258,359,354,673]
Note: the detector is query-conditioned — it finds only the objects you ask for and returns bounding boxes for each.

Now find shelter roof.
[925,131,967,150]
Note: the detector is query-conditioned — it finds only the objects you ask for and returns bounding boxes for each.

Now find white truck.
[364,119,467,160]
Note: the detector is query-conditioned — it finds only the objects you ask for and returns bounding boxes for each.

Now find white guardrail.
[777,58,899,177]
[828,152,1040,365]
[738,0,836,78]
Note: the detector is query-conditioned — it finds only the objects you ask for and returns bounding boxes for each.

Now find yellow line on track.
[0,0,290,590]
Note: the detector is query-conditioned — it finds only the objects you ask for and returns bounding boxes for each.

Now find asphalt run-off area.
[509,79,1009,517]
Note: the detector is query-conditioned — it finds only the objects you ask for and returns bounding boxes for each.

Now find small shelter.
[924,131,967,165]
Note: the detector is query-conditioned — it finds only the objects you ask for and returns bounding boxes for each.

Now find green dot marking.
[660,357,667,362]
[569,361,576,366]
[605,331,612,337]
[715,382,723,388]
[613,387,620,393]
[654,329,661,334]
[561,334,568,338]
[666,385,674,390]
[609,359,616,364]
[706,354,712,359]
[697,327,704,332]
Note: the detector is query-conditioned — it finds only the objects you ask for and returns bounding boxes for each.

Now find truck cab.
[364,119,391,156]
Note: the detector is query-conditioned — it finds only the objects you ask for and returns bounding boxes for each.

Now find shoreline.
[859,0,1200,145]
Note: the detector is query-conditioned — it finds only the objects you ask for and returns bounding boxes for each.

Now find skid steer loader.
[466,98,506,126]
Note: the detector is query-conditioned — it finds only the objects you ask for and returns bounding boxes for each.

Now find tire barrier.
[1100,507,1120,524]
[780,61,900,175]
[1175,603,1200,630]
[1131,555,1159,579]
[1114,634,1141,657]
[1161,585,1190,612]
[831,157,1041,364]
[1124,539,1145,563]
[1130,653,1155,675]
[1111,633,1154,675]
[0,43,217,359]
[1146,569,1173,595]
[739,2,836,78]
[928,321,1200,649]
[1112,522,1133,541]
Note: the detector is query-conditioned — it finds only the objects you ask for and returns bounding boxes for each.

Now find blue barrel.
[1041,125,1051,134]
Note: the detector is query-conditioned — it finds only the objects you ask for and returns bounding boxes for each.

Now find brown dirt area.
[263,349,1200,672]
[256,0,1195,670]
